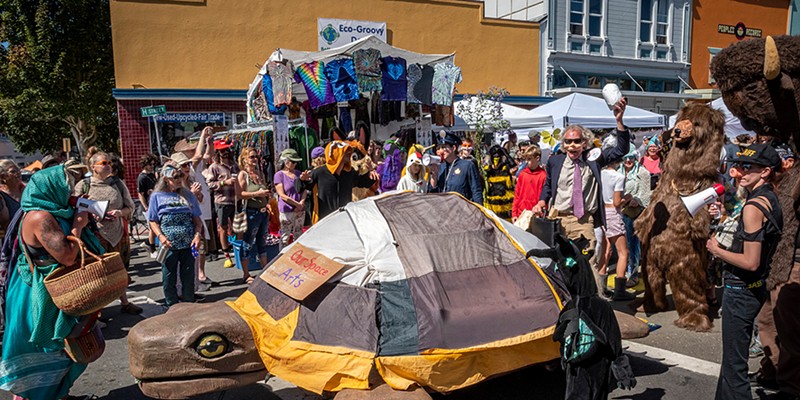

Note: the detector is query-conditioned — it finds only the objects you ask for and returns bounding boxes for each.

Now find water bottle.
[155,245,169,263]
[191,244,199,259]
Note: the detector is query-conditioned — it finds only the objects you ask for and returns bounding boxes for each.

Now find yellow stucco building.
[110,0,544,190]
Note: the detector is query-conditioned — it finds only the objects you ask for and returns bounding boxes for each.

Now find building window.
[708,47,721,84]
[589,43,602,54]
[664,81,677,93]
[588,0,603,37]
[656,1,669,44]
[656,50,667,60]
[618,78,633,90]
[640,0,652,42]
[570,41,584,52]
[587,75,602,88]
[640,48,652,59]
[570,0,584,35]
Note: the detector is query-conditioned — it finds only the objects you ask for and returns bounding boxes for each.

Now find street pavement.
[0,242,776,400]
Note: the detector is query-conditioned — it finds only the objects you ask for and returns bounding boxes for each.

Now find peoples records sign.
[318,18,387,50]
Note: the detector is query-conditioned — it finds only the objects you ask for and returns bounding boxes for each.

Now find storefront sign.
[140,105,166,117]
[318,18,387,50]
[155,112,225,123]
[261,243,346,300]
[717,23,762,40]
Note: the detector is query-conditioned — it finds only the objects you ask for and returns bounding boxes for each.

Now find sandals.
[199,277,216,285]
[243,276,255,285]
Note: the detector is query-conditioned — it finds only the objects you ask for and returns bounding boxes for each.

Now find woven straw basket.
[42,236,129,316]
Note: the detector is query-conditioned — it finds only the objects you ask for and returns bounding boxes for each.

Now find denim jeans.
[622,214,640,277]
[162,247,195,306]
[244,209,268,257]
[715,282,767,400]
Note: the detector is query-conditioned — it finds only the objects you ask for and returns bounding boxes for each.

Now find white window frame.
[637,0,673,61]
[566,0,607,55]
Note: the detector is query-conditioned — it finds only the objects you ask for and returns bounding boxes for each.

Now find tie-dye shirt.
[406,63,423,104]
[432,63,462,106]
[381,56,407,101]
[294,61,336,109]
[268,60,295,107]
[324,58,360,102]
[353,48,382,93]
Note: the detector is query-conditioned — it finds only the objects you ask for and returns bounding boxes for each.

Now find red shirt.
[512,166,547,218]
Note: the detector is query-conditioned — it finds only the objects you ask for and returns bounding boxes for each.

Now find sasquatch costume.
[634,103,725,332]
[712,35,800,396]
[484,145,515,221]
[532,234,635,400]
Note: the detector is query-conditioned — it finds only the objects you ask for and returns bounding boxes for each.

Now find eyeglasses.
[563,138,583,145]
[732,162,756,171]
[248,155,258,159]
[623,157,636,162]
[94,161,111,167]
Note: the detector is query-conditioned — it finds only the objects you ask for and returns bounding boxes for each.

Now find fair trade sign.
[260,243,345,301]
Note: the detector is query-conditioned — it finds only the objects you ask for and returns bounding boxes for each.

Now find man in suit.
[533,98,630,263]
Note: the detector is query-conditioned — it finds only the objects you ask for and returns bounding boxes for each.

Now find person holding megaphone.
[705,143,784,400]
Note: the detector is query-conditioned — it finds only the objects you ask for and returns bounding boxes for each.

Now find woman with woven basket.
[76,150,142,315]
[147,163,204,307]
[0,162,107,400]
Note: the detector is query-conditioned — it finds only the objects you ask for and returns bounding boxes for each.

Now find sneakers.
[149,251,158,259]
[750,343,765,358]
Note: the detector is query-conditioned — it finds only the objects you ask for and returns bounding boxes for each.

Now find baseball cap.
[279,148,303,162]
[213,140,232,151]
[161,163,181,178]
[728,143,781,169]
[438,131,460,146]
[311,146,325,159]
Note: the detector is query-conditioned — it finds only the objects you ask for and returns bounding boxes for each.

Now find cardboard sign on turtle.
[261,243,346,300]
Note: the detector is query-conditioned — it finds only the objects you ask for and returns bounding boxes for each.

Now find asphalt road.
[0,243,775,400]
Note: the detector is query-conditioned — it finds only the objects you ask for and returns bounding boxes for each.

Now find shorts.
[215,204,235,228]
[604,206,625,238]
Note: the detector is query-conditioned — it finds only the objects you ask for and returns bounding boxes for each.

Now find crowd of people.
[0,97,799,398]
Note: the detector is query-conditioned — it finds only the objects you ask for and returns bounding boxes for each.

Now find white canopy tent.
[529,93,666,129]
[451,98,553,134]
[667,97,755,141]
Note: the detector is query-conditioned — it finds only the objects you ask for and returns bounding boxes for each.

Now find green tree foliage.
[0,0,117,156]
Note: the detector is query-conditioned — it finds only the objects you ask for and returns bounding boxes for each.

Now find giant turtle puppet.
[128,192,648,399]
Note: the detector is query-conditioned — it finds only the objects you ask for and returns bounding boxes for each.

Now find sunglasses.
[94,160,111,167]
[732,162,759,171]
[563,138,583,145]
[623,157,636,161]
[248,155,258,159]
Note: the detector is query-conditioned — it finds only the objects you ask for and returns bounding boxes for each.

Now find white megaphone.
[422,154,441,166]
[681,184,725,217]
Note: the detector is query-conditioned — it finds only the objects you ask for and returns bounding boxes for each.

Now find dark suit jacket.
[539,129,630,228]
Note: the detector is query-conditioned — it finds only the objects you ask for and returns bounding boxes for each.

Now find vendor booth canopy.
[667,97,755,141]
[247,35,455,109]
[228,192,563,394]
[452,98,554,134]
[530,93,666,129]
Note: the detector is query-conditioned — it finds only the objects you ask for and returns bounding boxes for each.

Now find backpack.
[0,208,24,337]
[553,296,609,367]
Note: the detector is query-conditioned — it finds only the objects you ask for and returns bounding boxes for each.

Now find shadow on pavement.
[611,387,666,399]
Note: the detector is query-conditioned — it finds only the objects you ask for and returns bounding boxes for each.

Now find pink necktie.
[572,160,585,218]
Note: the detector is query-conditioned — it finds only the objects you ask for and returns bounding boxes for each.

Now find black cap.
[729,143,781,169]
[438,130,460,146]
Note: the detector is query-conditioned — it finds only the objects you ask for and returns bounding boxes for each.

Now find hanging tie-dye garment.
[261,74,287,115]
[380,56,407,101]
[268,60,295,107]
[406,64,423,104]
[353,48,382,94]
[432,63,462,106]
[294,61,336,110]
[324,59,360,102]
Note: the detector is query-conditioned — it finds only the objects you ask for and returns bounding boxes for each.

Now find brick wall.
[117,99,245,196]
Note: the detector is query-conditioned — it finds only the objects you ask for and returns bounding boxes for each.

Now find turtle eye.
[195,334,228,358]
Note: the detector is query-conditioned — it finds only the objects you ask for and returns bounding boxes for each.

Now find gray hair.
[561,125,595,148]
[0,159,18,184]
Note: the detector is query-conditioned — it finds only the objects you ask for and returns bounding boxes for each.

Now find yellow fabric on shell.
[227,291,374,394]
[375,326,559,392]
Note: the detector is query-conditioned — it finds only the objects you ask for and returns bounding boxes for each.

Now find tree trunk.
[65,116,97,160]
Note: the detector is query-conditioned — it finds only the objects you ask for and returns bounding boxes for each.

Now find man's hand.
[225,177,236,186]
[72,211,90,232]
[532,200,547,217]
[300,170,311,181]
[201,126,213,138]
[613,97,627,129]
[369,170,380,181]
[706,237,720,257]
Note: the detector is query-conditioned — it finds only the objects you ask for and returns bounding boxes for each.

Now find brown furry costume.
[634,103,725,332]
